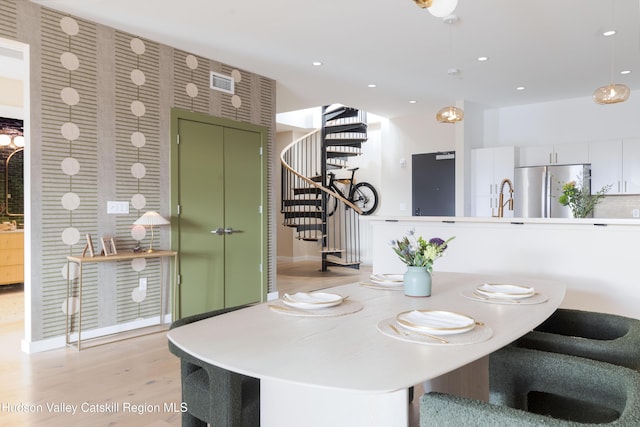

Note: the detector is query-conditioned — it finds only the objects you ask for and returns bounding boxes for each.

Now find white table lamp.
[133,211,170,253]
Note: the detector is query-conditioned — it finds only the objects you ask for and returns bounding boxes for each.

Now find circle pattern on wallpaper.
[60,16,79,36]
[61,192,81,210]
[130,100,146,117]
[130,69,146,86]
[61,227,81,245]
[231,94,242,109]
[61,262,79,280]
[131,258,146,272]
[60,51,80,71]
[131,193,146,210]
[231,69,242,83]
[131,131,146,148]
[186,54,198,70]
[61,157,80,176]
[61,122,80,141]
[60,87,80,106]
[131,163,146,179]
[131,224,146,241]
[131,287,147,303]
[130,38,146,55]
[61,296,80,315]
[186,82,198,98]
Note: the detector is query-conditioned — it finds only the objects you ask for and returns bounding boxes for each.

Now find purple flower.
[429,237,445,247]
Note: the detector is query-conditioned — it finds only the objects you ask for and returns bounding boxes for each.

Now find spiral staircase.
[280,105,368,271]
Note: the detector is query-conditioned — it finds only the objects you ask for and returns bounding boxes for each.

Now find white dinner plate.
[396,310,476,336]
[369,274,404,286]
[475,283,535,300]
[282,292,345,310]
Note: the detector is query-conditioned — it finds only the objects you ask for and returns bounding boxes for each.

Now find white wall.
[484,90,640,147]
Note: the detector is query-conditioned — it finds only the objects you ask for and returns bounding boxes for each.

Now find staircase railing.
[280,130,362,267]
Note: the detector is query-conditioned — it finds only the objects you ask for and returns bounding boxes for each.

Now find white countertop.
[168,272,565,393]
[363,215,640,226]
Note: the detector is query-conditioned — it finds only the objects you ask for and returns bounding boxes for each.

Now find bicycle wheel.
[350,182,378,215]
[325,193,339,217]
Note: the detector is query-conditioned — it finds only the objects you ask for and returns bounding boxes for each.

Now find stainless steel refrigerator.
[513,164,591,218]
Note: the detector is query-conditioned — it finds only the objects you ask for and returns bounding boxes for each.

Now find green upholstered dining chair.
[420,346,640,426]
[514,309,640,370]
[168,306,260,427]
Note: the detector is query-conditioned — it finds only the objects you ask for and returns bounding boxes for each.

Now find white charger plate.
[396,310,475,336]
[476,283,535,300]
[369,274,404,287]
[282,292,345,310]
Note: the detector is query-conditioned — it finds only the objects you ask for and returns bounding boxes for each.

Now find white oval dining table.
[167,272,565,427]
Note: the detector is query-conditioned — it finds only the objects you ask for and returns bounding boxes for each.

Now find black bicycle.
[324,168,378,216]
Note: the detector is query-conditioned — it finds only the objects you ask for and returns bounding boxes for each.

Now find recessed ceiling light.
[368,84,377,88]
[516,86,526,91]
[477,56,489,62]
[409,100,417,104]
[603,30,616,37]
[621,70,631,75]
[312,61,323,66]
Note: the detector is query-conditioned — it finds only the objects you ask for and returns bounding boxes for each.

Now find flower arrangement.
[558,180,611,218]
[391,230,454,272]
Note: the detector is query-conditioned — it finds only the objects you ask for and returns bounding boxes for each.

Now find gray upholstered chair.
[420,346,640,426]
[168,306,260,427]
[515,309,640,370]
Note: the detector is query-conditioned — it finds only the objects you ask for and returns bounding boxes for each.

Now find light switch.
[107,201,129,214]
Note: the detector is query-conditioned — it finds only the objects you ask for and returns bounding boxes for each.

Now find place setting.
[461,283,549,305]
[360,273,404,291]
[377,309,493,346]
[269,291,363,317]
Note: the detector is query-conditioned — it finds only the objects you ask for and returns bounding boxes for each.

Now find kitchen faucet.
[497,178,514,218]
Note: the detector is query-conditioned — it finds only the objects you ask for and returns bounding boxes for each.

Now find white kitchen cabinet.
[471,146,515,217]
[518,143,589,167]
[590,139,640,195]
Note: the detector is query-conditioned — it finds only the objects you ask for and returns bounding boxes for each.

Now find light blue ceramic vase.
[403,266,432,297]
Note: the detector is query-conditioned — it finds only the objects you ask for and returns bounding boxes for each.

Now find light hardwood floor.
[0,261,386,427]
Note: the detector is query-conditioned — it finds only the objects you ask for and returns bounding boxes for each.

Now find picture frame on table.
[100,236,117,256]
[82,234,95,257]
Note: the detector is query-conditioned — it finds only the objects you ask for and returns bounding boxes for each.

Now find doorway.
[0,37,29,348]
[171,109,267,319]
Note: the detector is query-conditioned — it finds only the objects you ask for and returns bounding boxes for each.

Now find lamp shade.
[134,211,170,226]
[428,0,458,17]
[593,83,630,105]
[436,106,464,123]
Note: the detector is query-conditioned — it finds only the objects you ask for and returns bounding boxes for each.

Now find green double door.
[172,111,267,318]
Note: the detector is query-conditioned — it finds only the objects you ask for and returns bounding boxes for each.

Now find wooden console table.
[66,250,177,350]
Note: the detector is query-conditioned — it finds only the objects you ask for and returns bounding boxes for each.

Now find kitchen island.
[367,216,640,320]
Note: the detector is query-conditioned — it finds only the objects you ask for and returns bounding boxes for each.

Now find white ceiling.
[25,0,640,119]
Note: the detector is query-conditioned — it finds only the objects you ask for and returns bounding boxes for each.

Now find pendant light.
[593,3,630,104]
[437,15,464,123]
[412,0,458,18]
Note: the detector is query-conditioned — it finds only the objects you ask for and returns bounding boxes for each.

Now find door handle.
[224,227,243,234]
[211,228,225,235]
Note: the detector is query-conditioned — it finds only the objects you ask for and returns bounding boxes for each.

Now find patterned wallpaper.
[4,0,276,343]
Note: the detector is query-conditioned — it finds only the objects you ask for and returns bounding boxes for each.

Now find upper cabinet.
[518,143,590,167]
[590,139,640,195]
[471,146,515,217]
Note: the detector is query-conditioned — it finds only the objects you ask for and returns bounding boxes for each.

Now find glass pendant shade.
[436,106,464,123]
[0,134,11,146]
[592,83,630,105]
[428,0,458,17]
[412,0,433,8]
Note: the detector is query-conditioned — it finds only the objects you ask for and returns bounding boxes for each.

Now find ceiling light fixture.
[0,134,11,146]
[436,15,463,123]
[412,0,458,18]
[477,56,489,62]
[312,61,323,66]
[593,6,630,104]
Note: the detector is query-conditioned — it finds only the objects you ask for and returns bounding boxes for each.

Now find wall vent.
[210,71,235,94]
